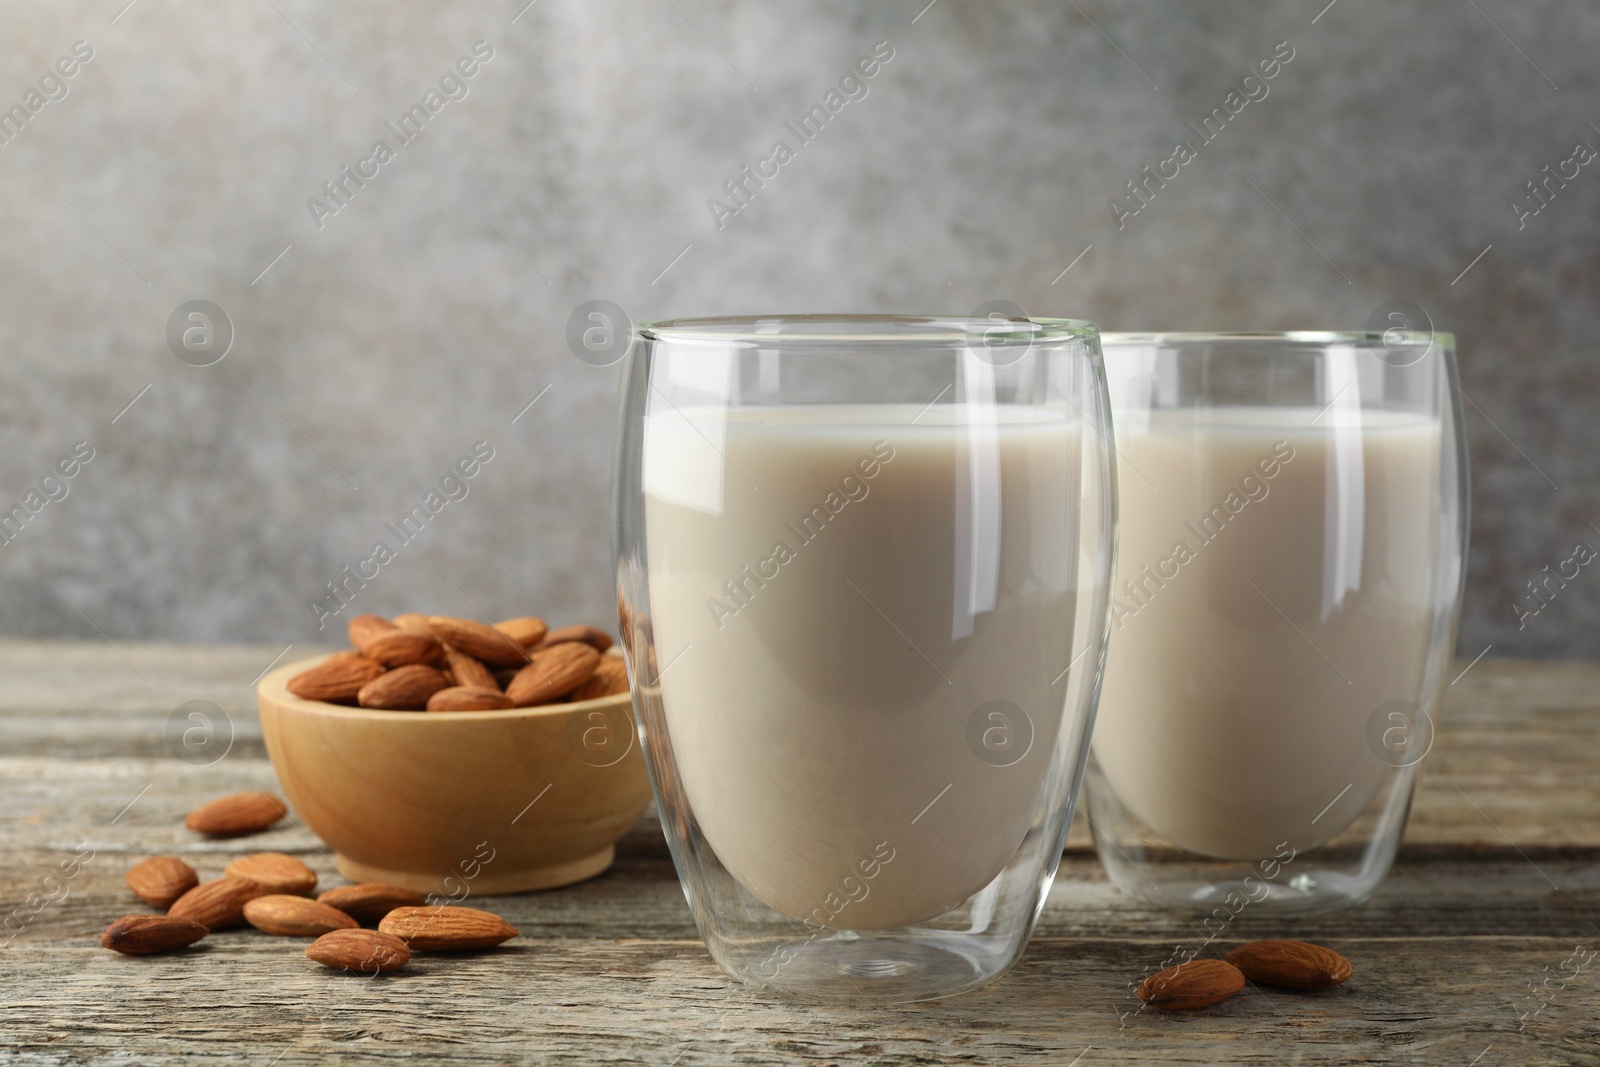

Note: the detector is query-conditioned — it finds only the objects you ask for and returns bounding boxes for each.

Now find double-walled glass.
[613,315,1116,1002]
[1087,331,1468,916]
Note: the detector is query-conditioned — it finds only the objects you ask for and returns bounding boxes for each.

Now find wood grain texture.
[1,643,1598,1065]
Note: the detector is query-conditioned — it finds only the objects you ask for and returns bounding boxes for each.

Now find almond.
[244,894,360,937]
[360,629,447,668]
[534,624,614,652]
[570,657,628,701]
[494,615,549,648]
[1138,959,1245,1010]
[101,914,209,955]
[357,664,451,710]
[446,650,500,691]
[1225,941,1352,990]
[186,792,288,836]
[507,642,602,707]
[286,656,384,703]
[306,928,411,973]
[317,883,428,925]
[428,615,530,667]
[378,905,518,951]
[393,612,434,634]
[347,613,397,649]
[125,856,199,909]
[224,852,317,896]
[167,876,264,930]
[427,686,515,712]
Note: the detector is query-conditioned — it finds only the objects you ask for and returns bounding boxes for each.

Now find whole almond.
[347,613,398,649]
[357,664,451,710]
[1225,941,1352,990]
[427,686,515,712]
[494,616,549,648]
[186,792,288,836]
[447,650,500,691]
[429,616,529,667]
[101,915,209,955]
[507,643,602,707]
[244,894,360,937]
[224,852,317,896]
[534,624,614,653]
[393,613,434,634]
[317,883,428,925]
[360,630,447,668]
[125,856,199,909]
[570,657,628,702]
[1138,959,1246,1010]
[307,928,411,973]
[378,906,519,951]
[287,656,384,703]
[167,876,264,930]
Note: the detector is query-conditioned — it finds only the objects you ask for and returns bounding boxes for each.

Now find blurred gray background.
[0,0,1594,660]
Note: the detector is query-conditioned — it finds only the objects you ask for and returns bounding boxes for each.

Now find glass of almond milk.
[1087,331,1468,917]
[613,315,1116,1001]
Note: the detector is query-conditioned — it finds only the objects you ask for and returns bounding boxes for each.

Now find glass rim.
[1101,330,1456,347]
[637,314,1100,344]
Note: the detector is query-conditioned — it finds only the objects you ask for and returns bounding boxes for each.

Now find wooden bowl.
[257,656,651,896]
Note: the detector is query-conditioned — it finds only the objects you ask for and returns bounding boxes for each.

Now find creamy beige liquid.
[643,404,1084,929]
[1093,407,1441,860]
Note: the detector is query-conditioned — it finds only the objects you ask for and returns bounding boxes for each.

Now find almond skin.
[286,656,384,703]
[428,616,530,667]
[378,906,519,951]
[446,650,500,691]
[392,613,434,634]
[534,624,614,652]
[570,657,628,702]
[357,664,451,710]
[494,616,549,648]
[186,792,288,836]
[307,928,411,973]
[224,852,317,896]
[507,643,602,707]
[347,613,398,649]
[244,895,360,937]
[1138,959,1246,1010]
[167,876,264,930]
[125,856,199,909]
[101,915,209,955]
[427,686,515,712]
[360,630,447,668]
[1225,941,1352,990]
[317,883,428,925]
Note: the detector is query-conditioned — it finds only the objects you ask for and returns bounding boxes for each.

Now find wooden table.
[2,643,1597,1065]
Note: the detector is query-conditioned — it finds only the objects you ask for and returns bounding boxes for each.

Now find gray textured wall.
[0,0,1594,660]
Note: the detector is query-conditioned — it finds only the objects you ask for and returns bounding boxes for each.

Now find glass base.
[720,928,1010,1004]
[1100,855,1380,915]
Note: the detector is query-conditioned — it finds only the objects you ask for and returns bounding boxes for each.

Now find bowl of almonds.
[256,612,651,896]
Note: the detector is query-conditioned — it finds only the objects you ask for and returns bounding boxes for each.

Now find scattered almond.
[534,624,614,652]
[507,643,601,707]
[428,686,516,712]
[447,650,500,691]
[392,613,434,633]
[378,905,519,952]
[307,928,411,973]
[286,656,384,703]
[186,792,288,836]
[1225,940,1352,990]
[224,852,317,896]
[244,895,360,937]
[357,664,450,710]
[1138,959,1245,1011]
[167,876,264,930]
[125,856,199,909]
[571,657,628,702]
[347,613,398,649]
[494,616,549,648]
[317,883,428,925]
[101,914,209,955]
[428,615,530,667]
[360,630,447,669]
